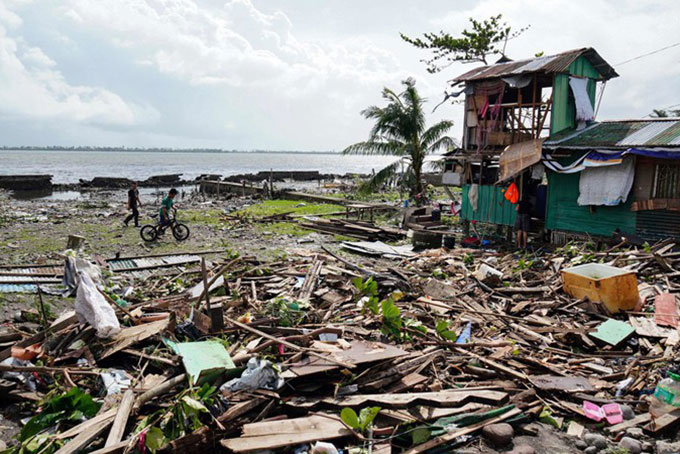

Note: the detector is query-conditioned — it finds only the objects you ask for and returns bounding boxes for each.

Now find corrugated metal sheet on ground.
[0,283,65,294]
[0,275,62,283]
[118,266,185,280]
[636,210,680,242]
[461,184,517,226]
[0,266,63,277]
[107,254,200,271]
[0,284,38,293]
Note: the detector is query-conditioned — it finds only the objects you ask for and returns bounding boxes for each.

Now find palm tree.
[343,78,455,200]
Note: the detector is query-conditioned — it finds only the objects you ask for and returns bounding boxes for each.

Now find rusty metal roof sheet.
[453,47,618,83]
[545,119,680,149]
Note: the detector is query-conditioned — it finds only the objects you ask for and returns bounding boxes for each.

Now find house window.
[653,163,680,199]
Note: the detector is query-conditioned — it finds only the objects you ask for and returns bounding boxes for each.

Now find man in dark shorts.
[124,182,142,227]
[514,197,531,249]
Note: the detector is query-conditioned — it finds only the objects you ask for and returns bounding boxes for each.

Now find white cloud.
[61,0,405,95]
[0,2,159,126]
[0,0,677,149]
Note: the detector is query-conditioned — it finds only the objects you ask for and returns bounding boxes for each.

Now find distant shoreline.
[1,148,445,157]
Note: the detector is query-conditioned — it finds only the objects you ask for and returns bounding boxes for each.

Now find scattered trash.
[100,369,132,396]
[74,270,121,337]
[221,357,284,392]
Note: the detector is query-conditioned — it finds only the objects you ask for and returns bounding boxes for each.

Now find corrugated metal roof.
[453,48,618,83]
[617,121,678,146]
[545,119,680,149]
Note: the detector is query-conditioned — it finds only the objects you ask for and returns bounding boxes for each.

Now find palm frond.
[342,141,408,156]
[426,136,456,153]
[358,160,403,194]
[420,120,454,150]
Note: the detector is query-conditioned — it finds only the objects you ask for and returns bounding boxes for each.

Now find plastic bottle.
[650,372,680,418]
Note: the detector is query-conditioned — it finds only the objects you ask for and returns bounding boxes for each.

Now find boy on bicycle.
[159,188,178,228]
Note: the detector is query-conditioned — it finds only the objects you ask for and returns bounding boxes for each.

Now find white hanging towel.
[569,77,595,122]
[577,157,635,206]
[468,183,479,212]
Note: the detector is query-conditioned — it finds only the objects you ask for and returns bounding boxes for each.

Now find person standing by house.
[514,196,531,249]
[124,182,142,227]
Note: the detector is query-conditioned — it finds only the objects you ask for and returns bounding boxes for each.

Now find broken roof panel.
[453,48,618,83]
[544,119,680,149]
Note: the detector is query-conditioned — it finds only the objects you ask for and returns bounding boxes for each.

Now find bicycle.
[140,207,190,242]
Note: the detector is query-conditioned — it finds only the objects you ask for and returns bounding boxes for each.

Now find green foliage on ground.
[7,387,101,454]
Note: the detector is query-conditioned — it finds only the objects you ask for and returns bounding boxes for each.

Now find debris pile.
[1,239,680,453]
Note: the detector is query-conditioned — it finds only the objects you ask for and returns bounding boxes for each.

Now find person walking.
[514,196,531,249]
[124,182,142,227]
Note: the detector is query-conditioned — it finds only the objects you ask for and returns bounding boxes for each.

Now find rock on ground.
[620,404,635,420]
[619,436,642,454]
[584,446,598,454]
[481,423,514,447]
[509,445,535,454]
[657,440,680,454]
[584,433,607,450]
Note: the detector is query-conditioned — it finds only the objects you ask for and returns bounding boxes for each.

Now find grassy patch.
[237,200,344,217]
[236,200,345,238]
[256,222,312,237]
[181,209,223,225]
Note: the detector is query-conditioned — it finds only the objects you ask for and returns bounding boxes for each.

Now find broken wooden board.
[629,316,674,338]
[606,412,652,434]
[380,402,490,423]
[530,375,595,393]
[589,319,635,347]
[566,421,585,438]
[281,340,407,378]
[643,408,680,435]
[97,319,170,359]
[220,414,350,452]
[655,293,679,328]
[323,388,508,408]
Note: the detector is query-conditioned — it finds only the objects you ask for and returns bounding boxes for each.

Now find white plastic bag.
[75,271,120,338]
[221,357,284,392]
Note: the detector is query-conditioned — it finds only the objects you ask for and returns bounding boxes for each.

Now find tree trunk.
[412,163,424,204]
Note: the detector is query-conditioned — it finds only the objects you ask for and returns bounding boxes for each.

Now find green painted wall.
[545,170,636,237]
[550,56,600,135]
[462,184,517,226]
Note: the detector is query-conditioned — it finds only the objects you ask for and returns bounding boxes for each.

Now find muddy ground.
[0,188,395,321]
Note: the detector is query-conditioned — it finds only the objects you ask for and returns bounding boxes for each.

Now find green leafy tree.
[401,14,528,72]
[343,78,454,198]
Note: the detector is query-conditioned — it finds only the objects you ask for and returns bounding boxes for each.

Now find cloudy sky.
[1,0,678,150]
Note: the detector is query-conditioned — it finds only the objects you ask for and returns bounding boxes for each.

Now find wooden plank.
[56,409,117,440]
[54,414,116,454]
[105,390,135,447]
[606,413,652,434]
[98,319,170,359]
[644,409,680,434]
[530,375,595,393]
[221,414,351,452]
[324,389,507,408]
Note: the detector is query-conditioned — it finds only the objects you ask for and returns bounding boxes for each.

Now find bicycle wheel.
[140,225,158,242]
[172,223,190,241]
